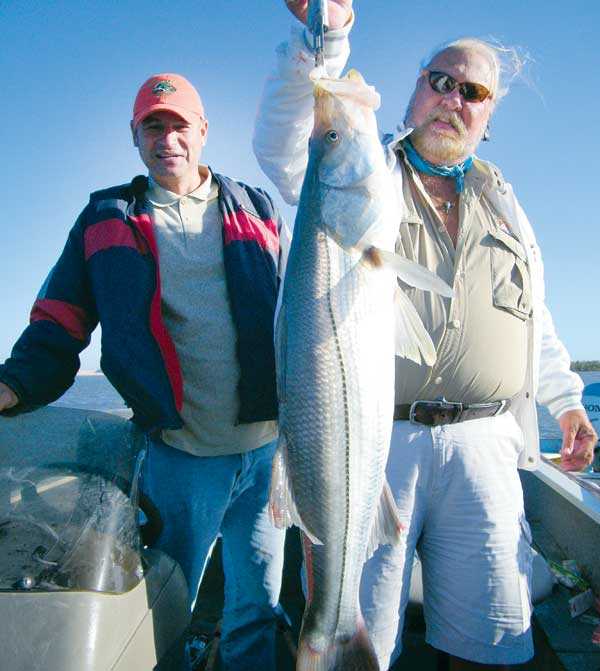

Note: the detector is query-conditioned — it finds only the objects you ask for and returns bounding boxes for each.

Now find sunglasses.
[426,70,491,103]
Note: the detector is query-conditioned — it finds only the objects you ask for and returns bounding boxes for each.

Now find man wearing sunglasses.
[253,1,597,670]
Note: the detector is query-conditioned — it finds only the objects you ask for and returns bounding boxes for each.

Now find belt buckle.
[409,398,463,426]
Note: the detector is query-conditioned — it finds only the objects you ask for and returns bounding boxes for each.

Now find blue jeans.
[142,438,285,671]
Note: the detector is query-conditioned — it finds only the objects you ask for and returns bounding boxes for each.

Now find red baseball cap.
[132,73,205,129]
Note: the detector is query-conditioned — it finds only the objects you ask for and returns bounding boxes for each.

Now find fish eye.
[325,130,339,144]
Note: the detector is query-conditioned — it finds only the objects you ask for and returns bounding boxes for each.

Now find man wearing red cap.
[0,73,290,671]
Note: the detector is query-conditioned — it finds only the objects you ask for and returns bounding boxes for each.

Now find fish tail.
[334,625,380,671]
[296,624,380,671]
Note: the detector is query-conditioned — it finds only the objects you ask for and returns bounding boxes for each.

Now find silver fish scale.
[278,205,396,647]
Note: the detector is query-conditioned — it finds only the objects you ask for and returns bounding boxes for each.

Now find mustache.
[424,109,467,136]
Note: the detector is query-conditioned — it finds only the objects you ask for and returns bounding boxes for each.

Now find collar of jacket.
[381,126,414,171]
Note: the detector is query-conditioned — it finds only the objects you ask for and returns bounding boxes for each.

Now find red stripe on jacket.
[223,209,279,255]
[84,218,141,261]
[30,299,91,342]
[128,213,183,411]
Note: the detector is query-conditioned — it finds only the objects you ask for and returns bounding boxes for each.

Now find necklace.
[430,195,457,218]
[430,194,459,246]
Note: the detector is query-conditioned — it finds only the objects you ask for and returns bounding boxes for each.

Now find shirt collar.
[385,126,485,186]
[395,134,485,189]
[381,126,498,226]
[147,167,216,207]
[396,144,487,225]
[385,125,414,152]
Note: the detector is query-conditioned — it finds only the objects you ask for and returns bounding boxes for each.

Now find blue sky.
[1,0,599,371]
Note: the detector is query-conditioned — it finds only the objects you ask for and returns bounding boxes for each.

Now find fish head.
[311,69,381,181]
[309,69,395,250]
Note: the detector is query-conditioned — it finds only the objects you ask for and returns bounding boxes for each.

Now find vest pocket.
[487,227,532,320]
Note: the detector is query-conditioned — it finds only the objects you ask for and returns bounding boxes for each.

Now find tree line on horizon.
[571,361,600,371]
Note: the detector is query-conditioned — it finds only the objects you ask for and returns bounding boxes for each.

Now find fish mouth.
[312,69,381,112]
[312,72,383,142]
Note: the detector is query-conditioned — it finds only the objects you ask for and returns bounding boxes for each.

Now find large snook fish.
[271,69,452,671]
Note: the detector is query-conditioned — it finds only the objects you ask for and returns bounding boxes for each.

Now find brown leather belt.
[394,398,510,426]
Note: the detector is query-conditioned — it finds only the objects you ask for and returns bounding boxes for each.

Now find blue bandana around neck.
[402,138,474,194]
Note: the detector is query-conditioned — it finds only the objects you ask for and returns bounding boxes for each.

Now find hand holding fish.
[0,382,18,411]
[285,0,353,30]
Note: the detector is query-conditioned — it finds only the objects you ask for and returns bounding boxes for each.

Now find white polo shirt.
[146,170,277,456]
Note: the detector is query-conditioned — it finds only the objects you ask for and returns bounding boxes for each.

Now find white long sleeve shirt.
[253,21,584,469]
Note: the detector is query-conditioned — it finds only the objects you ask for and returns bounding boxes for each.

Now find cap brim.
[132,104,203,129]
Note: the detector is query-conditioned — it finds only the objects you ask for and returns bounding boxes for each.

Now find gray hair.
[420,37,529,104]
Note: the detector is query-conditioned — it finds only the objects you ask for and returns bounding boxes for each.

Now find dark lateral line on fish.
[322,233,352,631]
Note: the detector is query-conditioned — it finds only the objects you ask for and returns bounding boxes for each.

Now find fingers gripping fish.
[270,68,452,671]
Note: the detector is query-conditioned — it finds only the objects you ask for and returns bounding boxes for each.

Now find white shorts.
[359,412,534,668]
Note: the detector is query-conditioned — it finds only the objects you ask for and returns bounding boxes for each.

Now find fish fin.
[297,622,379,671]
[269,437,295,530]
[301,533,315,607]
[269,437,323,545]
[366,480,404,560]
[345,68,365,83]
[376,248,453,297]
[394,288,437,365]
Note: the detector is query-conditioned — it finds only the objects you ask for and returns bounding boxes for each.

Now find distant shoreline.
[571,361,600,372]
[78,366,600,375]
